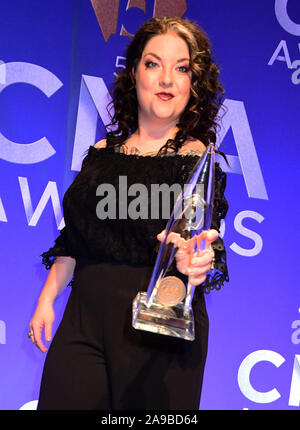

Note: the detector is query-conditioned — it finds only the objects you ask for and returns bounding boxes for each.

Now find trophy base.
[132,291,195,341]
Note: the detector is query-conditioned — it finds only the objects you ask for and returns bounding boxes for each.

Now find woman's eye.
[145,61,158,68]
[177,65,189,73]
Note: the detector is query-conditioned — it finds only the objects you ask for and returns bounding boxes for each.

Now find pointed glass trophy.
[132,142,216,341]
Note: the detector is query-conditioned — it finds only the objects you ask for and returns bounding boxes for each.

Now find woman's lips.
[156,92,174,101]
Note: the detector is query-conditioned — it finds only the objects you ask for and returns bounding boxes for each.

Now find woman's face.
[133,32,192,125]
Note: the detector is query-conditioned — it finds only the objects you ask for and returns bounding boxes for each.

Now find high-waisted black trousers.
[37,259,209,410]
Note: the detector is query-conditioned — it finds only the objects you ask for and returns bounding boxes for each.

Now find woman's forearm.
[38,256,76,304]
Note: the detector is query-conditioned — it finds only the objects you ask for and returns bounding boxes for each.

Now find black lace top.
[41,144,229,294]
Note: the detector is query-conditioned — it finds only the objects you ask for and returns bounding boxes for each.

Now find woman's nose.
[159,67,173,87]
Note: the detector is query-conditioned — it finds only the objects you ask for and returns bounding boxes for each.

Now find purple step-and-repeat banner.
[0,0,299,410]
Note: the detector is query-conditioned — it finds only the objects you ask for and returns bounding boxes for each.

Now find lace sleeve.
[40,148,94,283]
[201,162,229,293]
[40,227,72,269]
[40,227,76,287]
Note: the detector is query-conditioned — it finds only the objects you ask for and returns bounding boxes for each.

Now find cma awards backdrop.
[0,0,299,410]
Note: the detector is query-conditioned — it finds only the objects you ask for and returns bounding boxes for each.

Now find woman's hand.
[156,229,218,286]
[28,256,76,352]
[29,298,55,353]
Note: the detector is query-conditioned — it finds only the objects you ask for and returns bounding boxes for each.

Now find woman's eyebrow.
[143,52,190,63]
[143,52,161,61]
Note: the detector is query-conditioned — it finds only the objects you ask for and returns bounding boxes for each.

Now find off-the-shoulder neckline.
[88,145,205,160]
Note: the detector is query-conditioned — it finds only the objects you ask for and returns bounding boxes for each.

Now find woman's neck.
[128,119,179,152]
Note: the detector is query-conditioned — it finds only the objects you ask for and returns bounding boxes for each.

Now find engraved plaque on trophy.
[132,143,215,341]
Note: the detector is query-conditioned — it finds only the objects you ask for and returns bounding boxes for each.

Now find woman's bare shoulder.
[177,138,206,156]
[94,139,107,149]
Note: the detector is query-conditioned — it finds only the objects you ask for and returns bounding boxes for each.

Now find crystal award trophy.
[132,142,216,341]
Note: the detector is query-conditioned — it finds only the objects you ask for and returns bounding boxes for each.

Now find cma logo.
[238,351,300,408]
[238,310,300,408]
[268,0,300,84]
[0,320,6,344]
[90,0,187,41]
[0,61,268,202]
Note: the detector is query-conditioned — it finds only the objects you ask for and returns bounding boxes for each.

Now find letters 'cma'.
[0,62,268,201]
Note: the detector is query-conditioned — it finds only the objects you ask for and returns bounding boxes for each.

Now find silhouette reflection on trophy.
[132,142,215,341]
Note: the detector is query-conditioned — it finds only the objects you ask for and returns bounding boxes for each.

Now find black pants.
[37,260,209,410]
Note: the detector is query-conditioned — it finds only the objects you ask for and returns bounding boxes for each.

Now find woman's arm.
[30,256,76,352]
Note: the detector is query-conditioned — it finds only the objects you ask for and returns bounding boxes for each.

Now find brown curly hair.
[106,16,225,154]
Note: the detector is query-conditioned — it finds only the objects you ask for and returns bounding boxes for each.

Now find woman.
[29,17,229,410]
